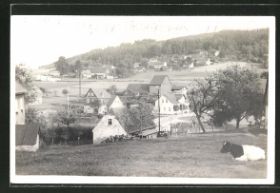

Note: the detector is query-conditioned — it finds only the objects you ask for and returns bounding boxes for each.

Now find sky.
[11,16,274,69]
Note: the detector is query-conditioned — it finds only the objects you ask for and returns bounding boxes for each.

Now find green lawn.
[16,132,267,178]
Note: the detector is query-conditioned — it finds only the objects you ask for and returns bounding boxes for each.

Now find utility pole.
[79,68,81,97]
[158,88,161,134]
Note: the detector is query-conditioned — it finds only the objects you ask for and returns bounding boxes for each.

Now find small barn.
[16,123,41,152]
[92,115,127,144]
[141,128,158,139]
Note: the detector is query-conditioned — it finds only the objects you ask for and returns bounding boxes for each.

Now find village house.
[154,92,179,115]
[81,70,93,79]
[16,81,26,125]
[107,95,125,112]
[84,88,111,105]
[15,81,41,152]
[149,75,173,95]
[92,115,127,144]
[175,94,191,114]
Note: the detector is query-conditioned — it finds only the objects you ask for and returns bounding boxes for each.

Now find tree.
[106,85,117,95]
[16,64,40,104]
[55,56,69,76]
[25,107,47,129]
[16,64,33,86]
[62,89,69,96]
[115,98,155,133]
[212,65,263,129]
[187,79,219,133]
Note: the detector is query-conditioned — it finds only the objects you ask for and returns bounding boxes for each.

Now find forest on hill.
[45,29,268,78]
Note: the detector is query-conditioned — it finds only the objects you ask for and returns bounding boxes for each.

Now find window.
[169,107,171,112]
[108,119,112,125]
[161,99,164,103]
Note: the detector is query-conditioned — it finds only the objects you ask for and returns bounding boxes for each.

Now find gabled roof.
[149,75,169,86]
[107,95,124,108]
[16,123,40,146]
[126,84,149,94]
[16,81,27,95]
[84,88,111,99]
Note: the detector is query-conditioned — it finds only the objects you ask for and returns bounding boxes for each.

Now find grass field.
[16,131,267,178]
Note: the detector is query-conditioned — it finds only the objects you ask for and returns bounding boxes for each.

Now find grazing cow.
[220,141,265,161]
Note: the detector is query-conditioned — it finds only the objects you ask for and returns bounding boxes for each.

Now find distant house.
[92,115,127,144]
[16,81,26,125]
[126,83,149,96]
[16,123,41,152]
[92,73,107,80]
[149,75,172,95]
[175,94,190,114]
[81,70,93,79]
[84,88,111,105]
[154,92,179,115]
[107,95,125,112]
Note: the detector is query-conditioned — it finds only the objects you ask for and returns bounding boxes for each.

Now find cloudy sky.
[11,16,274,69]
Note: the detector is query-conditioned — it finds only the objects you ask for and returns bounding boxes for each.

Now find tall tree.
[55,56,69,76]
[212,65,263,129]
[187,79,219,133]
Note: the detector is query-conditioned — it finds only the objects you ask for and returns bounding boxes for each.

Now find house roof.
[162,92,178,104]
[175,94,185,100]
[93,115,126,133]
[172,84,186,91]
[84,88,111,99]
[126,84,149,94]
[149,75,169,86]
[16,81,27,95]
[141,128,158,136]
[16,123,40,146]
[107,95,124,107]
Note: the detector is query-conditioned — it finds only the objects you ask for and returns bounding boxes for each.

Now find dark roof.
[163,92,178,104]
[16,123,40,146]
[16,81,27,95]
[149,75,169,85]
[126,84,149,94]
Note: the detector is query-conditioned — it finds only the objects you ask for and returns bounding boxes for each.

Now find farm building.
[16,123,41,152]
[92,115,127,144]
[149,75,172,95]
[16,81,26,125]
[141,128,158,139]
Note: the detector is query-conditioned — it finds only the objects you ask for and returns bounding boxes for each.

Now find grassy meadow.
[16,131,267,178]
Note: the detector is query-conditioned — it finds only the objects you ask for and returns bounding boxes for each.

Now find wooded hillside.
[42,29,268,77]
